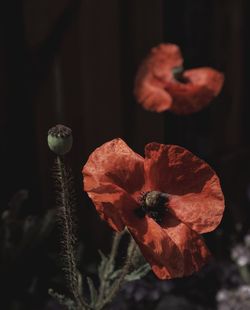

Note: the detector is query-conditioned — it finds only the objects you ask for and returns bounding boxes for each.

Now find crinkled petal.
[143,44,183,81]
[160,214,211,277]
[83,138,144,231]
[144,143,225,233]
[118,194,184,279]
[134,43,224,114]
[120,193,210,279]
[184,67,224,96]
[134,44,182,112]
[83,138,144,195]
[167,67,224,115]
[134,78,172,112]
[84,184,126,231]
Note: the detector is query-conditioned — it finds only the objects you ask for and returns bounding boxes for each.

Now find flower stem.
[96,236,137,310]
[54,155,90,310]
[109,230,126,266]
[96,230,125,306]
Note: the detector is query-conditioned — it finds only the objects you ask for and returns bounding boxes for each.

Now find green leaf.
[87,277,98,306]
[98,250,108,277]
[48,288,77,310]
[125,263,151,282]
[109,268,122,280]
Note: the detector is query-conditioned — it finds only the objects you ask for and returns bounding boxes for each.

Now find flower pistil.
[135,191,169,224]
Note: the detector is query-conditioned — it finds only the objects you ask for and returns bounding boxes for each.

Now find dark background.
[1,0,250,309]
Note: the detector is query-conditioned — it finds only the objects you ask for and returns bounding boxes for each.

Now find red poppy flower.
[134,43,224,114]
[82,139,225,279]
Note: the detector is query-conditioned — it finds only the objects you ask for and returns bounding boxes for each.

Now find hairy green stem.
[55,156,90,310]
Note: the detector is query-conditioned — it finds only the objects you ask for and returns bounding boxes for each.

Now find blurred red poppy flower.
[82,138,225,279]
[134,43,224,114]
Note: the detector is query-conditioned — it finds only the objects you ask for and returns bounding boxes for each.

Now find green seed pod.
[48,124,73,155]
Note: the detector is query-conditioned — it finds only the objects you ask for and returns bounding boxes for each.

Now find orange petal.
[125,207,210,279]
[160,214,211,277]
[144,143,225,233]
[134,79,172,112]
[100,191,183,279]
[167,67,224,115]
[134,43,224,114]
[184,67,224,96]
[125,219,184,279]
[85,184,126,231]
[134,44,182,112]
[83,138,144,231]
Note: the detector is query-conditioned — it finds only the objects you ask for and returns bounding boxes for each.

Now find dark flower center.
[172,66,188,84]
[134,191,169,224]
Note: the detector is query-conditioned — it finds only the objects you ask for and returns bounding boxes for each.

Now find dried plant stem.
[54,156,90,310]
[96,236,137,310]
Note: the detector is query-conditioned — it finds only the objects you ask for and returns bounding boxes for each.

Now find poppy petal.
[83,138,144,231]
[122,197,210,279]
[160,214,211,277]
[184,67,224,96]
[134,44,183,112]
[134,43,224,114]
[144,143,225,233]
[167,67,224,115]
[84,184,126,231]
[83,138,144,195]
[134,79,172,112]
[119,195,185,279]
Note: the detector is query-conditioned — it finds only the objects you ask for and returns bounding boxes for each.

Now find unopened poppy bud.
[48,124,73,155]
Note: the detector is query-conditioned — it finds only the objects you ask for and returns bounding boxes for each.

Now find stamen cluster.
[135,191,169,224]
